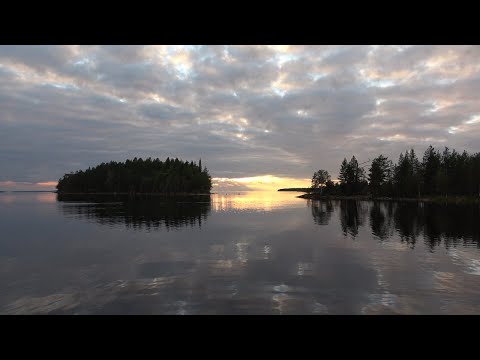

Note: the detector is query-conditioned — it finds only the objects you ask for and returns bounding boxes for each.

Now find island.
[56,157,212,195]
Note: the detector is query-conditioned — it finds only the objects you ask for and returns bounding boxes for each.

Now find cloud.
[1,45,480,188]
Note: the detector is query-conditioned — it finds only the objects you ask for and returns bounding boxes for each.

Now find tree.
[339,158,348,184]
[422,145,441,195]
[368,155,393,196]
[311,169,331,194]
[435,168,448,198]
[337,156,367,195]
[348,155,366,194]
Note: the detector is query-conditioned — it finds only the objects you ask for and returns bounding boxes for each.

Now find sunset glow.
[0,181,57,191]
[213,175,311,191]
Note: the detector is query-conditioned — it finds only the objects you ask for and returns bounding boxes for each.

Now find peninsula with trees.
[296,145,480,203]
[56,157,212,195]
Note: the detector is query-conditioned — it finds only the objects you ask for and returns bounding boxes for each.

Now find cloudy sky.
[1,45,480,191]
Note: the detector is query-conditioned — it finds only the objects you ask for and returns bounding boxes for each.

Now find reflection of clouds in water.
[360,261,397,314]
[210,244,225,256]
[0,192,56,204]
[174,300,188,315]
[312,302,328,314]
[296,262,313,276]
[227,283,238,297]
[361,293,398,314]
[209,260,235,272]
[235,242,249,263]
[208,260,246,277]
[263,245,271,260]
[467,260,480,275]
[273,284,290,293]
[376,268,387,288]
[1,277,180,314]
[432,271,456,293]
[448,249,480,275]
[432,271,454,281]
[35,192,56,203]
[2,293,79,315]
[378,241,410,252]
[272,284,291,314]
[0,194,16,204]
[272,293,289,314]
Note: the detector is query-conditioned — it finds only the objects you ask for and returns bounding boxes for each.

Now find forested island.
[300,145,480,203]
[56,157,212,194]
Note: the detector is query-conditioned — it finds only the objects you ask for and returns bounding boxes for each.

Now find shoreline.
[297,193,480,204]
[56,192,213,196]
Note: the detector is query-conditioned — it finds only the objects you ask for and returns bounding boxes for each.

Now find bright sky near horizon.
[1,45,480,191]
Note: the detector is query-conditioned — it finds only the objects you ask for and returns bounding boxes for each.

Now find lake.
[1,191,479,314]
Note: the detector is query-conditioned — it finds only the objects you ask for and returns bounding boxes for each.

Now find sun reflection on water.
[211,191,305,212]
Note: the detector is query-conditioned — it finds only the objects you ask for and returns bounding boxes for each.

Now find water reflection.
[36,192,56,203]
[2,192,480,314]
[0,193,17,204]
[308,199,333,225]
[309,199,480,249]
[369,202,394,240]
[0,192,56,204]
[339,200,367,238]
[58,193,211,231]
[211,191,305,212]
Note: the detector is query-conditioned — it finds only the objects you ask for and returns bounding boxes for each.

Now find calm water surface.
[1,191,480,314]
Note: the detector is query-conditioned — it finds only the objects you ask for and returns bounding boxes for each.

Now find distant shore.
[297,193,480,204]
[278,188,317,192]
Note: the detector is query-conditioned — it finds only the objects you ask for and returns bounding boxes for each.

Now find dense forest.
[311,145,480,198]
[56,157,212,194]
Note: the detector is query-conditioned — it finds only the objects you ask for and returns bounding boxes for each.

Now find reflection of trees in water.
[310,199,480,250]
[309,200,333,225]
[390,202,480,250]
[339,200,367,238]
[369,202,394,240]
[393,202,424,248]
[58,194,211,231]
[422,203,480,250]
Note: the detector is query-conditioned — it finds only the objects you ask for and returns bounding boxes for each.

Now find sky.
[1,45,480,191]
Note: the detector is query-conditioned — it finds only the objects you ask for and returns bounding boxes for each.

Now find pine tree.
[339,158,348,184]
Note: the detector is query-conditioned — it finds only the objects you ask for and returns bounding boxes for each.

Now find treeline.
[56,157,212,194]
[313,145,480,198]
